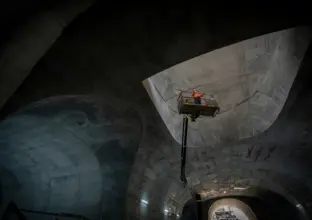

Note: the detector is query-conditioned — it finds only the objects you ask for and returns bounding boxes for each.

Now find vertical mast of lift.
[180,115,189,187]
[180,115,203,220]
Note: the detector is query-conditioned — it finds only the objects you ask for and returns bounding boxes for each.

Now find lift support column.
[180,115,188,187]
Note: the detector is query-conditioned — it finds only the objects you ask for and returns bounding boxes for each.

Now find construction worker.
[192,89,204,104]
[191,89,204,122]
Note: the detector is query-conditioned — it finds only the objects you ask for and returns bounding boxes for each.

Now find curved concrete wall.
[0,0,94,110]
[144,27,311,147]
[0,4,312,220]
[0,96,142,219]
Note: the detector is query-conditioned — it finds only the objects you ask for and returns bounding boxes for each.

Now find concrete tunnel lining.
[0,0,95,111]
[0,95,143,219]
[143,27,312,147]
[0,3,312,220]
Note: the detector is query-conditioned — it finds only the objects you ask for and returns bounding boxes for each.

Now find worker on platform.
[192,89,204,104]
[191,89,204,122]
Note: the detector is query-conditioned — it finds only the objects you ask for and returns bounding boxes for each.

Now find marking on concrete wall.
[253,146,263,162]
[246,145,255,158]
[153,82,178,113]
[263,145,277,161]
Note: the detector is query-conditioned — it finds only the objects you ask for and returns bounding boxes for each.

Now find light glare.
[141,199,148,205]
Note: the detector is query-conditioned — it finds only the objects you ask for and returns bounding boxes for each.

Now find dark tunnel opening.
[181,189,303,220]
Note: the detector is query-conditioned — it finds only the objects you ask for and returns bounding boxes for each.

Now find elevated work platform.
[178,92,220,187]
[177,92,220,118]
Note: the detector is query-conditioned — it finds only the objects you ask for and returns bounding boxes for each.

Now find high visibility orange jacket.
[192,91,203,98]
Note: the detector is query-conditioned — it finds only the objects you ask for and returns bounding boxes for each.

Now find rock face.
[144,27,311,147]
